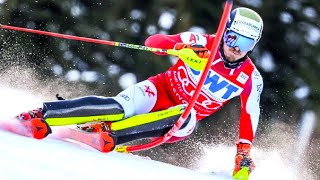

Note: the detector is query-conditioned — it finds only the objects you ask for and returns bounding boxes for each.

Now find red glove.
[174,43,209,58]
[233,142,255,176]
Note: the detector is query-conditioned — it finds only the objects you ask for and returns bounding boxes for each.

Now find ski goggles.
[223,30,256,52]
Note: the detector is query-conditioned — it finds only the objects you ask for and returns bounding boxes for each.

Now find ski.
[0,120,110,152]
[0,118,115,153]
[0,118,51,139]
[0,120,30,137]
[233,167,249,180]
[0,120,114,153]
[57,127,116,153]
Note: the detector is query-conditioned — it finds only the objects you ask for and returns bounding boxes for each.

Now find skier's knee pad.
[43,96,124,118]
[113,80,157,118]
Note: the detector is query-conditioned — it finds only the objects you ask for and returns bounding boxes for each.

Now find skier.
[17,7,263,177]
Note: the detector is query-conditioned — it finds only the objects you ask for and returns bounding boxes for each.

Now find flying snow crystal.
[52,64,63,76]
[302,7,317,19]
[258,51,275,72]
[81,71,99,82]
[146,25,158,35]
[305,25,320,45]
[294,86,310,100]
[130,9,144,20]
[188,26,206,34]
[280,12,293,24]
[119,72,137,89]
[63,51,74,61]
[238,0,262,8]
[107,64,121,77]
[158,11,176,30]
[65,69,81,81]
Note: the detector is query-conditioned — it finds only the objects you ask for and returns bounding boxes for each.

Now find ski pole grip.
[167,49,208,71]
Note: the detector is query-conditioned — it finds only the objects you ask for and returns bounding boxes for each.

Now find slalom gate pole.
[118,0,233,153]
[0,24,167,54]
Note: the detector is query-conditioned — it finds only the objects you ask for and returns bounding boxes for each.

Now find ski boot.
[16,108,43,121]
[75,122,117,152]
[16,108,52,139]
[77,121,112,132]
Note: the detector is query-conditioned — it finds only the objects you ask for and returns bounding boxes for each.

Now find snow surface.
[0,87,232,180]
[0,86,314,180]
[0,129,233,180]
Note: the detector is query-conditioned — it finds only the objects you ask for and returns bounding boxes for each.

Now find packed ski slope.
[0,87,232,180]
[0,129,234,180]
[0,87,314,180]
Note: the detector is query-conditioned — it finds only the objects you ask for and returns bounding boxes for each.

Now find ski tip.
[99,132,117,153]
[233,167,249,180]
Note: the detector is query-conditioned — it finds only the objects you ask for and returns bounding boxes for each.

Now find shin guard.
[43,96,125,126]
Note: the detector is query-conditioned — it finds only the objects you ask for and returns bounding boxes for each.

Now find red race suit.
[145,32,263,144]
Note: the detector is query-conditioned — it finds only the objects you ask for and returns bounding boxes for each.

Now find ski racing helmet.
[220,7,263,68]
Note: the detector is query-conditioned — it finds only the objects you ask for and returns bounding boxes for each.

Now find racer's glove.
[233,142,255,177]
[174,43,209,58]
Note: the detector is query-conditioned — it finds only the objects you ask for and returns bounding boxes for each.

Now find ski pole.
[0,24,207,70]
[0,24,167,53]
[116,0,234,153]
